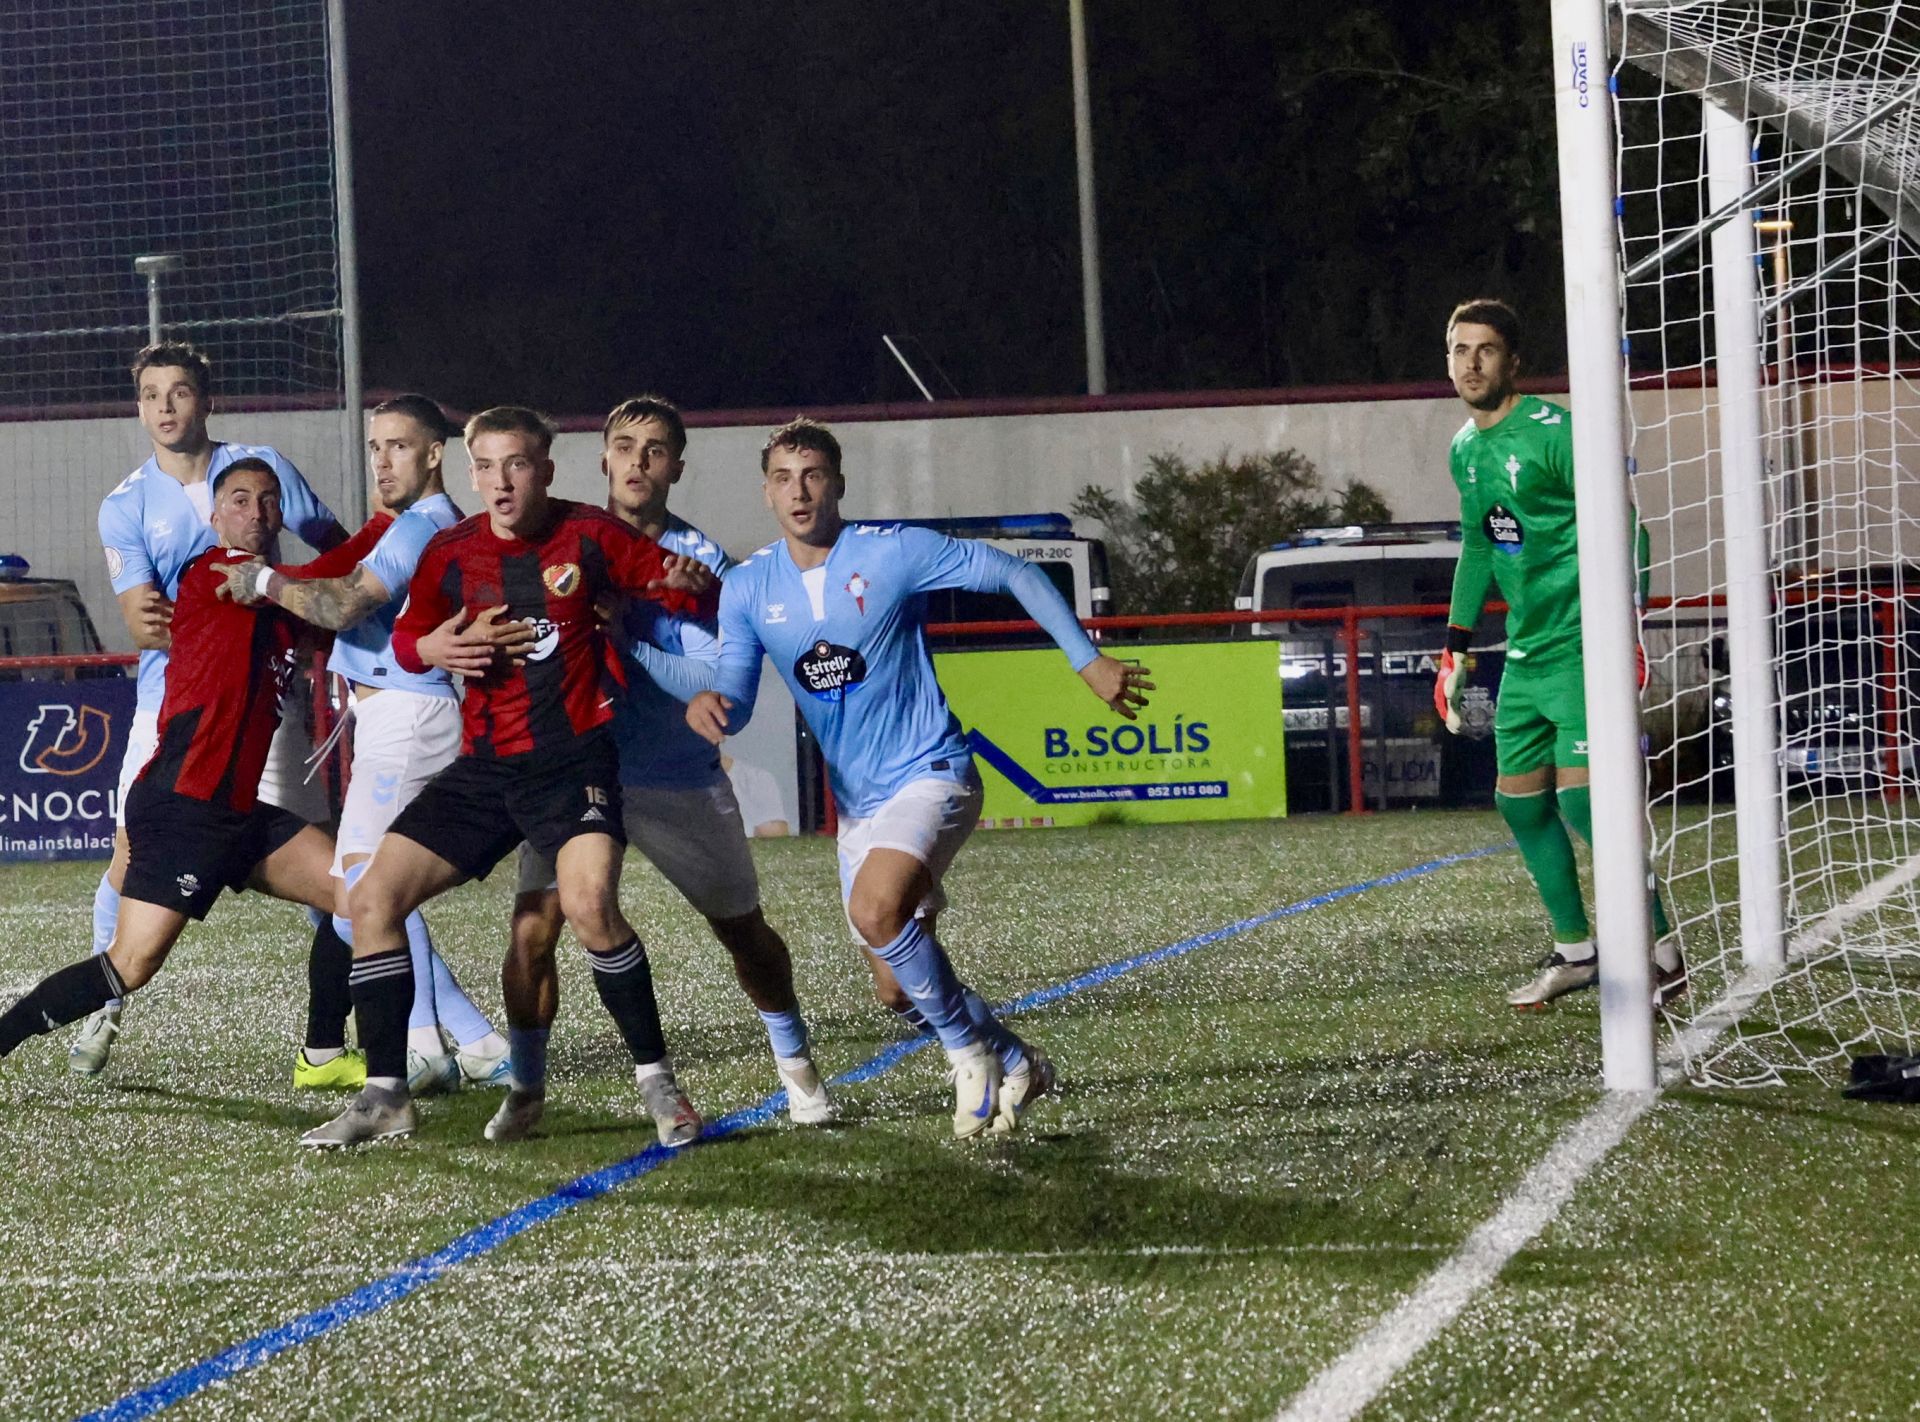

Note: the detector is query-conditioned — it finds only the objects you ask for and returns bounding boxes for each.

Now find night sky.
[346,2,1567,414]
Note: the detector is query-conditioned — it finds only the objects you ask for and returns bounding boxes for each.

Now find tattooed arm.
[213,556,392,631]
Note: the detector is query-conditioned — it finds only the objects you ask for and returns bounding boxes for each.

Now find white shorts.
[256,699,330,825]
[514,774,762,923]
[113,707,161,828]
[835,771,982,940]
[333,690,463,875]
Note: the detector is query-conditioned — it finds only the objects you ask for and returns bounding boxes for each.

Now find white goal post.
[1556,0,1920,1088]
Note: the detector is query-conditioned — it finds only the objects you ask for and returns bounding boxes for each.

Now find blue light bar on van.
[0,553,28,581]
[854,513,1077,539]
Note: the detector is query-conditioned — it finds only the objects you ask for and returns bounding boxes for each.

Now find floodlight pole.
[1705,102,1786,972]
[1550,0,1657,1091]
[132,254,182,343]
[1069,0,1107,396]
[327,0,368,528]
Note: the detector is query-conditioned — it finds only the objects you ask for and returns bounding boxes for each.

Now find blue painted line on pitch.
[77,840,1512,1422]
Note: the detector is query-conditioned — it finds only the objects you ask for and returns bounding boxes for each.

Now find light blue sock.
[412,911,494,1047]
[91,871,122,1009]
[959,988,1026,1075]
[508,1026,550,1093]
[303,905,326,930]
[869,918,976,1052]
[756,1008,809,1060]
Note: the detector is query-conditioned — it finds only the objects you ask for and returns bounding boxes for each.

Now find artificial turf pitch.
[3,812,1918,1420]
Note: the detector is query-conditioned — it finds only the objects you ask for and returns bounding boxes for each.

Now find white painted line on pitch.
[1273,851,1920,1422]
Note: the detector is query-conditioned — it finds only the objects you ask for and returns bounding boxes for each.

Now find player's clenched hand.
[215,556,268,605]
[1079,655,1154,721]
[650,554,713,597]
[1434,649,1467,733]
[132,589,174,649]
[686,690,732,746]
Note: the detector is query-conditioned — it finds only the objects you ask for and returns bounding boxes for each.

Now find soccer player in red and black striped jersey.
[301,407,718,1149]
[0,461,345,1065]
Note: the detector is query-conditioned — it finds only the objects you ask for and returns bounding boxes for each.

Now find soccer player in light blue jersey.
[504,396,832,1137]
[220,394,511,1094]
[75,342,349,1076]
[682,418,1153,1138]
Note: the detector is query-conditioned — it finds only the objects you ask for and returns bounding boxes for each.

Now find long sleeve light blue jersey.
[711,524,1098,818]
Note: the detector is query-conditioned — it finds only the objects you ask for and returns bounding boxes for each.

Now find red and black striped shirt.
[137,547,299,811]
[392,499,716,759]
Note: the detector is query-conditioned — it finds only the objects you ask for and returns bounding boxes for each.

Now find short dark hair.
[464,405,556,455]
[603,394,686,456]
[760,416,841,474]
[211,455,278,501]
[130,341,212,398]
[1446,298,1521,357]
[372,392,456,442]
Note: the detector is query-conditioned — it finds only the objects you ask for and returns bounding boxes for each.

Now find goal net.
[1613,0,1920,1084]
[0,1,356,645]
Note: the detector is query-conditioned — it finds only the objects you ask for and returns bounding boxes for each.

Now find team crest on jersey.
[543,563,582,597]
[103,547,123,580]
[1485,504,1524,556]
[795,641,867,701]
[845,571,870,614]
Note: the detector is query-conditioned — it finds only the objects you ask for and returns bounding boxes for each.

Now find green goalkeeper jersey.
[1446,395,1583,667]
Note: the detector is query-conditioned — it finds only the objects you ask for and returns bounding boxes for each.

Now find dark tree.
[1073,449,1390,614]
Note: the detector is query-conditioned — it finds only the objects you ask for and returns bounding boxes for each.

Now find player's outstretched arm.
[1078,655,1154,721]
[919,532,1106,674]
[630,640,720,705]
[213,557,392,630]
[600,519,720,620]
[264,564,393,630]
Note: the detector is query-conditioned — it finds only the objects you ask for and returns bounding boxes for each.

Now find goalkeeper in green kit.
[1434,298,1685,1010]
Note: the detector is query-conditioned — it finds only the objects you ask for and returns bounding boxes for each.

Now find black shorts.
[122,781,311,921]
[388,732,625,881]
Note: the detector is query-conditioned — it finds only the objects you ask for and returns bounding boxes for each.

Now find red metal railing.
[928,603,1487,815]
[8,582,1917,824]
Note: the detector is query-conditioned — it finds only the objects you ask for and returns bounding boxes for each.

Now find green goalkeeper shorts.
[1494,658,1589,777]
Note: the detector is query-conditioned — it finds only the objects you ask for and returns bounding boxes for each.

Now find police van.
[0,555,115,682]
[1232,523,1505,810]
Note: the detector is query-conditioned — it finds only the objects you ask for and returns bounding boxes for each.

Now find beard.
[1461,379,1514,412]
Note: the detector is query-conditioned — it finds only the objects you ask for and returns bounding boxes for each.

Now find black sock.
[0,957,123,1059]
[347,947,413,1082]
[588,938,666,1067]
[305,918,353,1052]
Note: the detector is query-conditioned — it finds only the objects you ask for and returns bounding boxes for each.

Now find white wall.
[11,378,1920,653]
